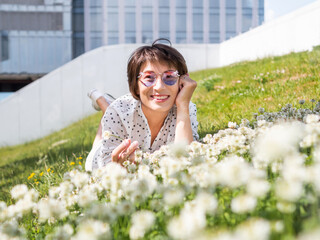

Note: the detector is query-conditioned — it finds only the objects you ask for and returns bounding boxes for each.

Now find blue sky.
[265,0,318,22]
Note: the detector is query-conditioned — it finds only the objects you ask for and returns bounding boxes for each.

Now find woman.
[85,39,198,171]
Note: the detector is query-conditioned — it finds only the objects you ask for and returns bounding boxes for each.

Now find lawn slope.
[0,47,319,202]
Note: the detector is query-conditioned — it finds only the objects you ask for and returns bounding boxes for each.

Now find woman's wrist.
[175,108,193,144]
[176,102,190,113]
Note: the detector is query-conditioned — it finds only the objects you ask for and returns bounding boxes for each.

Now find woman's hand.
[175,73,197,110]
[111,139,139,165]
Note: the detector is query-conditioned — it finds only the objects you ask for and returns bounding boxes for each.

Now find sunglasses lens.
[141,72,156,87]
[163,71,178,85]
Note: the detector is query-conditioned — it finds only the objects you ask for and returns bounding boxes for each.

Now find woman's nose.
[153,76,165,89]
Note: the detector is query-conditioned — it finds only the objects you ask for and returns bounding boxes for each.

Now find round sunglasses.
[137,70,180,87]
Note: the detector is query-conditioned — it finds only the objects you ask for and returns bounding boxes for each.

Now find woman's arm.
[174,74,197,144]
[87,106,138,171]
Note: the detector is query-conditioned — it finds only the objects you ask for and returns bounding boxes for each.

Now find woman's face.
[137,61,179,116]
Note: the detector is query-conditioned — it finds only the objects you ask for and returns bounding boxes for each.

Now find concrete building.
[0,0,72,100]
[0,0,264,101]
[76,0,264,56]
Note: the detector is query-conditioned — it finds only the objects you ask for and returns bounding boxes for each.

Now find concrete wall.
[0,44,219,146]
[219,0,320,66]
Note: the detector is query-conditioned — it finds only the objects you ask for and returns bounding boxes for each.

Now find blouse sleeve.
[89,105,128,171]
[189,102,199,141]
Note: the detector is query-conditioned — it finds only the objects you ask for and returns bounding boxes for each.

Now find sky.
[265,0,318,22]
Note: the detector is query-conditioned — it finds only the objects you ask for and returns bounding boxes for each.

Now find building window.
[193,0,203,43]
[1,31,9,62]
[209,0,219,8]
[0,0,44,4]
[242,0,252,32]
[72,0,84,58]
[0,12,63,31]
[159,10,170,39]
[226,0,236,8]
[176,1,186,43]
[125,10,136,43]
[159,0,169,7]
[142,2,153,43]
[107,0,118,7]
[226,0,236,40]
[258,0,264,24]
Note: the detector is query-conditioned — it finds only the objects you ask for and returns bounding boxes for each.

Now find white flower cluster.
[253,68,286,83]
[1,109,320,239]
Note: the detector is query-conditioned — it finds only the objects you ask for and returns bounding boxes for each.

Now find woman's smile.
[150,94,170,102]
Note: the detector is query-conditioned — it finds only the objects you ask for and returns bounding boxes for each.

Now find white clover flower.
[47,224,74,240]
[216,155,251,188]
[168,141,189,158]
[37,198,68,223]
[71,219,110,240]
[0,201,6,212]
[77,187,98,207]
[252,122,305,169]
[272,220,284,233]
[163,188,185,206]
[129,210,155,240]
[101,162,128,193]
[281,154,306,182]
[257,120,268,127]
[159,156,189,180]
[13,197,35,216]
[188,164,217,189]
[49,186,61,199]
[116,200,134,216]
[70,171,89,189]
[300,134,318,148]
[167,202,206,240]
[85,203,117,223]
[194,192,218,214]
[275,179,303,202]
[276,201,296,213]
[246,179,270,198]
[234,218,270,240]
[125,178,153,203]
[228,122,237,129]
[24,189,39,203]
[102,130,112,139]
[59,181,74,198]
[305,114,320,124]
[10,184,28,200]
[127,163,137,173]
[0,220,26,239]
[297,227,320,240]
[231,194,257,214]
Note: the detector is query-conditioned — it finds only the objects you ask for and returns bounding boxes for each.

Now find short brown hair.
[127,39,188,100]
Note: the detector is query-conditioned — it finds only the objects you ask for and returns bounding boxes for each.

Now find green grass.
[0,47,319,203]
[192,48,320,136]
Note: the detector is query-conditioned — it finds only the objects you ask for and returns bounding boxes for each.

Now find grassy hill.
[0,47,319,203]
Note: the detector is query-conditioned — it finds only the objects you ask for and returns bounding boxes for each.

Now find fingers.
[112,139,130,161]
[181,73,196,84]
[111,139,139,165]
[123,141,139,159]
[176,74,197,109]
